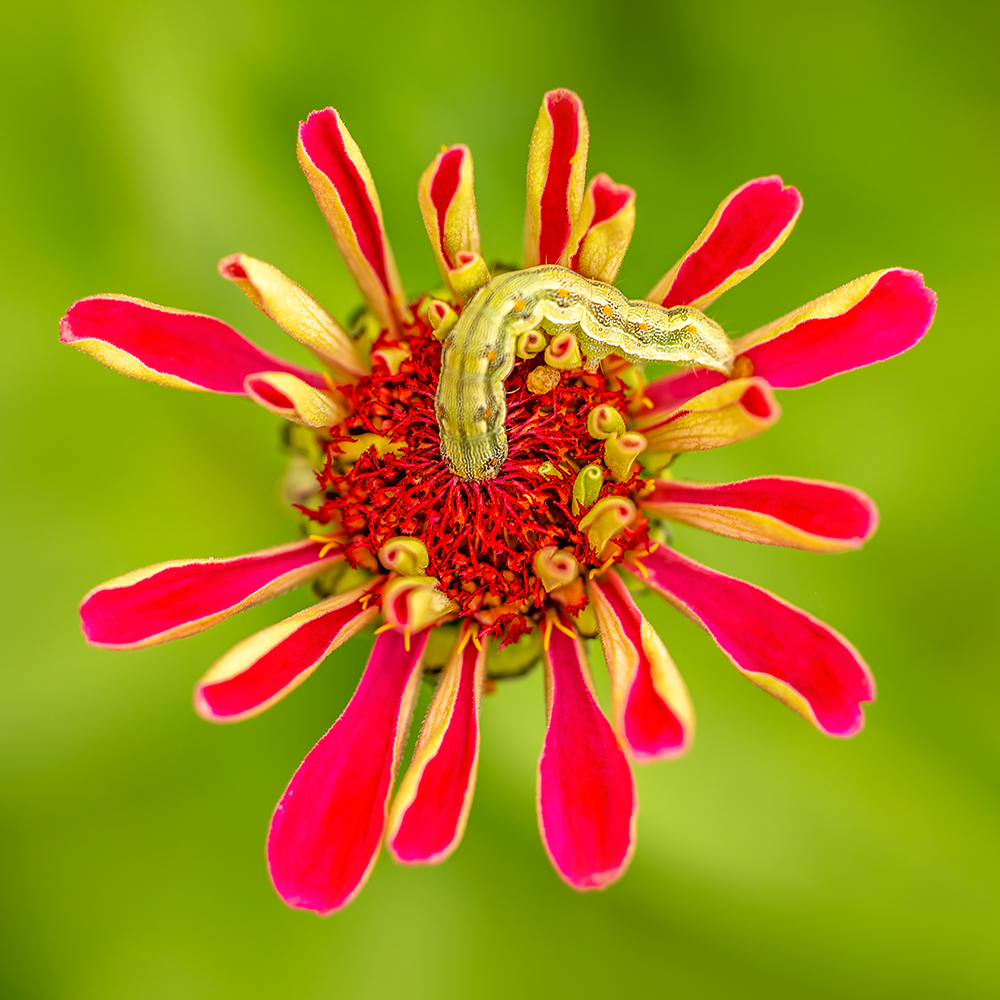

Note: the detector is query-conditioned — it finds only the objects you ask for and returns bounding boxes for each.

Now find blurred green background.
[2,0,997,996]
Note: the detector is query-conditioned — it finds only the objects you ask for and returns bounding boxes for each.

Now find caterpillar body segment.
[434,265,734,482]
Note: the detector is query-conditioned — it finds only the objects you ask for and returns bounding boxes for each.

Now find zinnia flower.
[61,88,936,913]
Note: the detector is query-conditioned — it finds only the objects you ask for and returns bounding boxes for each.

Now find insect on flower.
[435,264,735,480]
[62,89,936,913]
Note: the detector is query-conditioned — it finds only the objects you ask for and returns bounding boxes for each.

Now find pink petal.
[635,547,875,737]
[566,173,636,283]
[524,89,590,267]
[636,377,781,454]
[736,268,937,388]
[298,108,410,331]
[649,176,803,309]
[194,586,378,722]
[644,368,728,415]
[387,624,486,865]
[537,617,637,891]
[80,539,341,649]
[243,371,347,428]
[588,573,694,761]
[60,296,328,393]
[267,629,427,914]
[642,476,879,552]
[642,269,936,409]
[418,144,481,285]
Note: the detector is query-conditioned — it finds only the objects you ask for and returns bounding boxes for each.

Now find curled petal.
[267,630,427,914]
[534,547,581,593]
[378,537,430,577]
[643,476,878,552]
[80,539,341,649]
[426,299,458,340]
[447,251,492,304]
[418,145,481,290]
[578,496,636,556]
[195,585,378,722]
[587,404,627,439]
[566,173,636,283]
[604,432,647,482]
[381,575,458,633]
[60,295,327,394]
[524,89,590,267]
[243,372,347,428]
[636,377,780,454]
[734,269,936,388]
[545,332,582,369]
[298,108,410,331]
[538,616,637,890]
[387,623,486,865]
[218,253,366,380]
[588,573,694,761]
[648,176,803,309]
[635,546,875,737]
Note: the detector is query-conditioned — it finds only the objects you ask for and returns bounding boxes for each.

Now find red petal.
[80,539,340,649]
[737,269,936,387]
[642,270,936,409]
[589,573,694,761]
[60,296,327,394]
[267,629,427,914]
[537,617,636,890]
[195,587,378,722]
[642,476,879,552]
[566,173,636,283]
[644,368,728,416]
[418,144,481,285]
[524,89,590,267]
[387,625,485,864]
[298,108,410,330]
[636,547,875,737]
[636,377,781,454]
[649,176,803,309]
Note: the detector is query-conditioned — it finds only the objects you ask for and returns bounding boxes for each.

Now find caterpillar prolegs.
[434,265,735,481]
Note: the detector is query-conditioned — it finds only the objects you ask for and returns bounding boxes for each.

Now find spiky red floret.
[306,305,650,638]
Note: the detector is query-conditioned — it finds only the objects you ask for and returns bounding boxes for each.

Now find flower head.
[62,89,936,913]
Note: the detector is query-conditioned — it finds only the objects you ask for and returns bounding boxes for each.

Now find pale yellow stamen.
[309,532,340,544]
[552,618,577,640]
[588,555,616,580]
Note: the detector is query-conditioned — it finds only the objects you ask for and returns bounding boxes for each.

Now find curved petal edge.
[537,615,637,890]
[633,546,874,736]
[642,476,879,552]
[267,629,427,914]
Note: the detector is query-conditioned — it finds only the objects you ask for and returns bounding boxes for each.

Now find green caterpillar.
[434,265,735,482]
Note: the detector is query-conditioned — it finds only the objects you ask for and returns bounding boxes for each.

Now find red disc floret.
[305,304,651,638]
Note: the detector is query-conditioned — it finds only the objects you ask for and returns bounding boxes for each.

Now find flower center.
[303,301,652,642]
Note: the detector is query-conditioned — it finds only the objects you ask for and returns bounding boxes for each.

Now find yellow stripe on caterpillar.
[434,264,734,481]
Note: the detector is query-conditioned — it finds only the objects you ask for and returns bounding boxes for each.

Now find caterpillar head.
[625,304,735,375]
